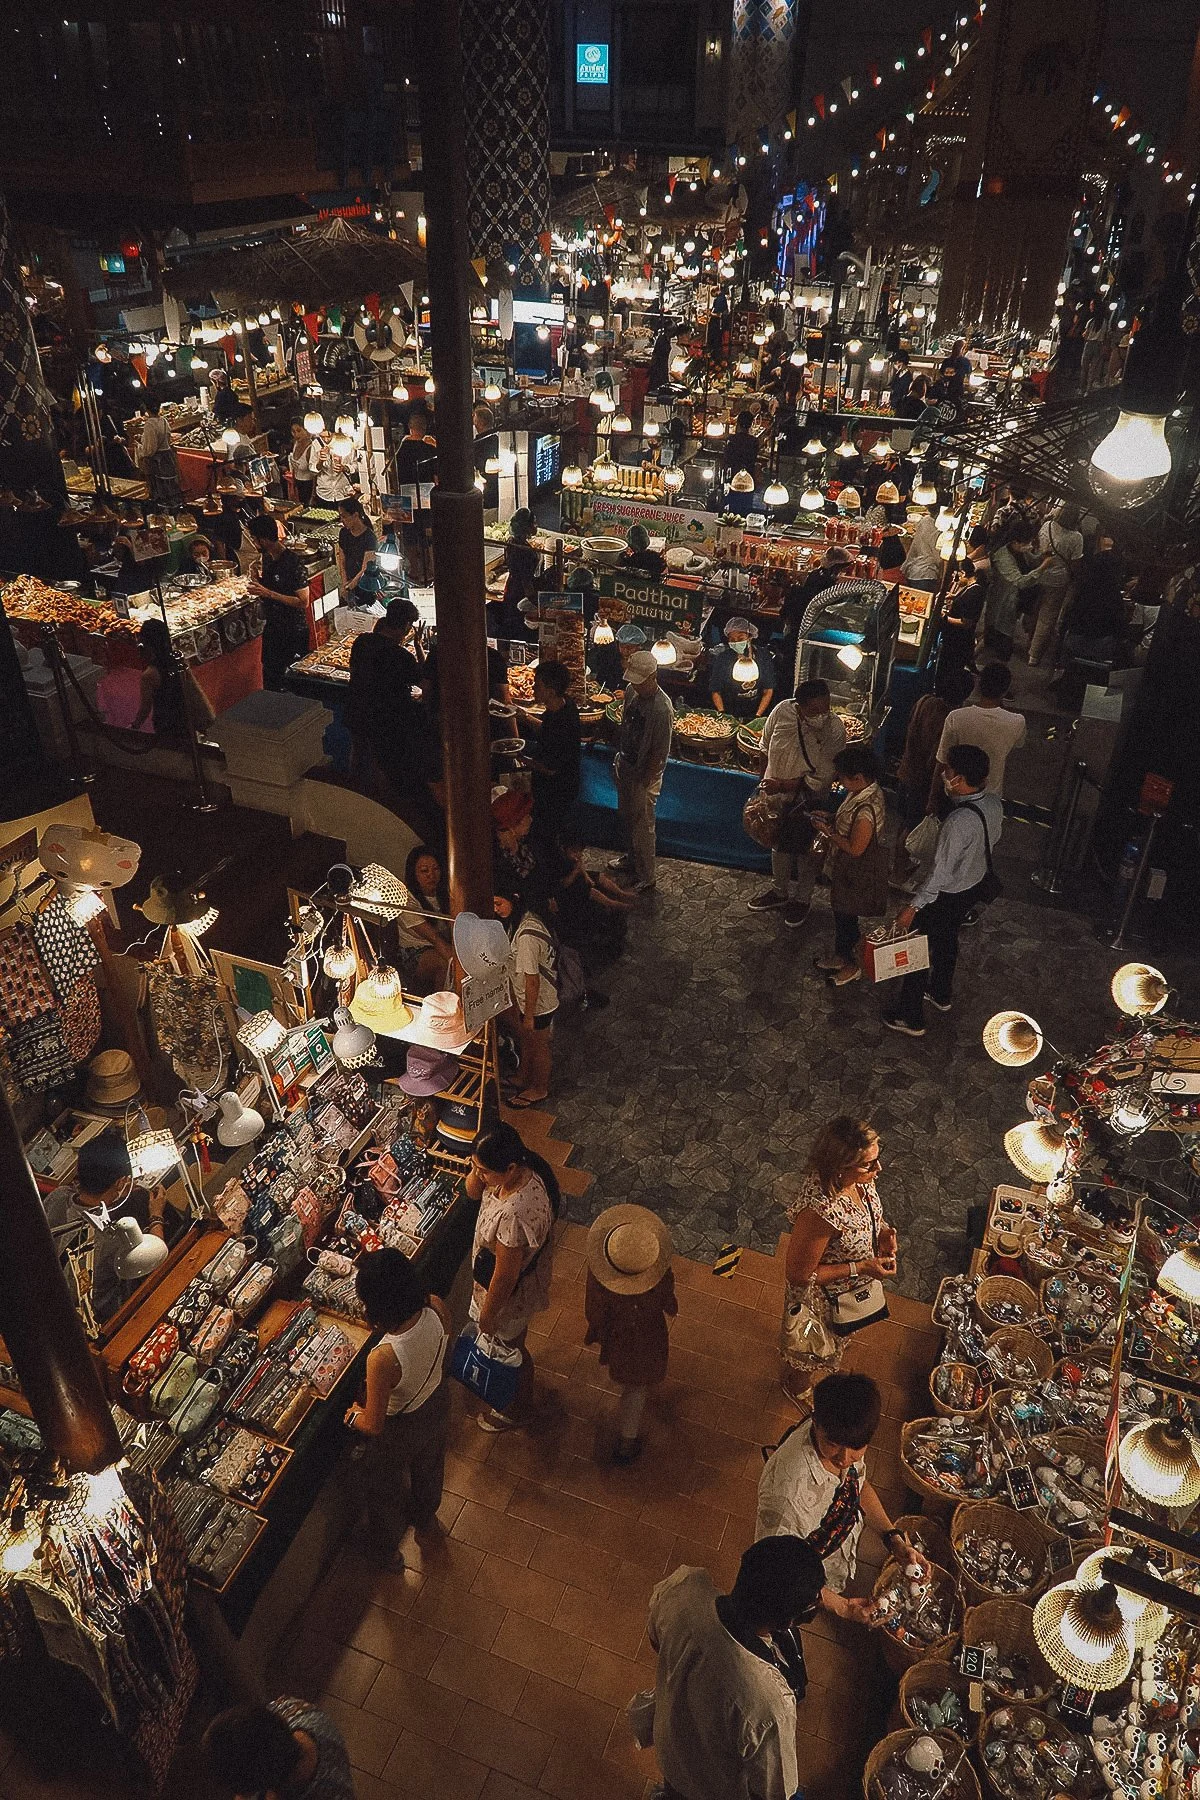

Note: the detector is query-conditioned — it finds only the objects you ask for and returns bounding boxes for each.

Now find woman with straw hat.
[585,1205,676,1464]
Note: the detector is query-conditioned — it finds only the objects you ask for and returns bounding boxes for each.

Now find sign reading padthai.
[596,572,702,636]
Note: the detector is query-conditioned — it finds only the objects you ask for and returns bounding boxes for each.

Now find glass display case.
[896,583,938,665]
[795,579,898,732]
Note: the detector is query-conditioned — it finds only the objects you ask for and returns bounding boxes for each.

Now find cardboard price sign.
[596,570,702,637]
[462,966,512,1037]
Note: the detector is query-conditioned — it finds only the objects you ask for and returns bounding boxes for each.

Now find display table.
[577,741,771,873]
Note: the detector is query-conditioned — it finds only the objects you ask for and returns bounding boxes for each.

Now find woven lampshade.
[983,1011,1044,1067]
[1003,1121,1066,1182]
[1117,1420,1200,1508]
[1157,1242,1200,1303]
[348,965,412,1037]
[238,1010,287,1056]
[1076,1548,1169,1648]
[323,940,357,982]
[127,1129,179,1183]
[1033,1581,1134,1689]
[351,863,412,921]
[1110,962,1168,1016]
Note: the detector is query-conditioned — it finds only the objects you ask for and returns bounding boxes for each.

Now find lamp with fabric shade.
[592,619,614,646]
[592,457,618,486]
[732,651,760,686]
[799,484,824,511]
[483,382,502,403]
[221,427,240,450]
[238,1011,287,1057]
[982,1012,1044,1067]
[789,349,808,367]
[611,413,632,433]
[1032,1581,1135,1689]
[912,475,939,505]
[1003,1120,1067,1182]
[803,436,825,457]
[651,637,677,667]
[643,419,660,438]
[1157,1241,1200,1302]
[1117,1419,1200,1508]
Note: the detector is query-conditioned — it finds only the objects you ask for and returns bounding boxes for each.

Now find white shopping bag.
[863,926,930,982]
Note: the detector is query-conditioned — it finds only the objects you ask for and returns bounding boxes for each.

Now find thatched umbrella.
[162,216,435,309]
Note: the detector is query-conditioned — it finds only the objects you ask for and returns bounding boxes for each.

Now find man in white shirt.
[748,679,846,928]
[929,661,1025,804]
[647,1535,824,1800]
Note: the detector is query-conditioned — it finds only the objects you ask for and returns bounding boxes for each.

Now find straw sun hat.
[587,1204,673,1295]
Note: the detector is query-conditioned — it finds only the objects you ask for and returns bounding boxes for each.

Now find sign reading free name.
[576,42,609,83]
[596,570,703,637]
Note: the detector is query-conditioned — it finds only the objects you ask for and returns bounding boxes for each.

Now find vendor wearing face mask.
[710,616,776,721]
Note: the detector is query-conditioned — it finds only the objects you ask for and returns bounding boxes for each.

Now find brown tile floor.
[264,1221,943,1800]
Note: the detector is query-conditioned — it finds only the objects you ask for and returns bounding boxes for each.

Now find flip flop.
[507,1093,547,1109]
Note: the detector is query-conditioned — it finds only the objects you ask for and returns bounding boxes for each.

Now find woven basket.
[975,1275,1038,1331]
[985,1327,1054,1385]
[864,1729,980,1800]
[933,1274,976,1329]
[1028,1428,1107,1537]
[892,1512,955,1574]
[900,1417,995,1519]
[977,1705,1075,1800]
[929,1362,989,1420]
[899,1656,975,1736]
[950,1501,1048,1606]
[961,1599,1053,1704]
[872,1558,962,1673]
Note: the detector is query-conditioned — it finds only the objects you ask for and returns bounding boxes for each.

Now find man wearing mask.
[710,617,775,721]
[246,513,311,690]
[885,742,1001,1037]
[749,679,846,927]
[646,1535,825,1800]
[611,651,673,894]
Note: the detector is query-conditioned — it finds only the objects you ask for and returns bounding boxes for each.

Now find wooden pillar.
[414,0,495,920]
[0,1088,121,1475]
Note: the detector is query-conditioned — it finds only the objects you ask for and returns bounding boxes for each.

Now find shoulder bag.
[829,1194,890,1336]
[448,1322,522,1412]
[828,801,890,919]
[961,801,1002,907]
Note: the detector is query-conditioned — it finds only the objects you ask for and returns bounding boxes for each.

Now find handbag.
[828,803,890,918]
[448,1323,522,1412]
[266,1213,305,1280]
[169,1369,224,1442]
[149,1351,199,1419]
[214,1181,251,1234]
[829,1206,890,1337]
[123,1322,180,1398]
[962,802,1003,907]
[781,1283,837,1364]
[191,1305,236,1367]
[742,783,782,849]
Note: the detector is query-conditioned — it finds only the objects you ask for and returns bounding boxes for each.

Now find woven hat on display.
[587,1204,673,1295]
[85,1050,141,1109]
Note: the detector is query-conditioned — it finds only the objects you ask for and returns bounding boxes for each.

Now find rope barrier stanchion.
[39,625,95,787]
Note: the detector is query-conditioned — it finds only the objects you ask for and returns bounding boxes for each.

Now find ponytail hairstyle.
[473,1122,562,1219]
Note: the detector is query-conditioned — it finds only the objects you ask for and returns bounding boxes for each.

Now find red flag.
[538,231,552,255]
[604,204,617,226]
[922,27,933,53]
[364,292,381,319]
[130,353,148,385]
[813,93,825,118]
[219,334,237,361]
[877,126,888,149]
[668,174,677,193]
[303,311,320,344]
[868,62,880,86]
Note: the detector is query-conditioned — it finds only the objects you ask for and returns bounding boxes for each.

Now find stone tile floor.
[550,855,1196,1300]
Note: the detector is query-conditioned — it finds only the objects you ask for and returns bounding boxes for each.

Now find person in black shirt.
[489,507,540,640]
[521,659,581,844]
[887,351,911,414]
[336,497,379,606]
[723,410,760,480]
[209,369,241,426]
[394,407,437,486]
[937,567,987,685]
[709,617,776,721]
[778,548,853,694]
[618,524,666,582]
[246,514,311,690]
[346,598,436,812]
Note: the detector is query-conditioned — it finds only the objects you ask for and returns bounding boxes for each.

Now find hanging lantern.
[348,964,412,1037]
[1032,1582,1135,1690]
[651,636,677,666]
[662,466,686,492]
[982,1012,1043,1068]
[763,479,790,508]
[1003,1121,1066,1182]
[1110,962,1168,1016]
[799,484,824,511]
[1118,1419,1200,1507]
[561,464,585,489]
[303,410,325,436]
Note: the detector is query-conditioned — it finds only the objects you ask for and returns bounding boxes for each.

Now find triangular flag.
[327,305,342,334]
[130,353,148,385]
[636,186,648,209]
[400,279,415,309]
[841,75,854,101]
[668,174,677,193]
[364,292,381,320]
[877,126,888,149]
[470,258,487,283]
[604,204,616,225]
[812,94,825,119]
[868,62,880,86]
[922,27,933,53]
[786,109,797,135]
[538,231,552,255]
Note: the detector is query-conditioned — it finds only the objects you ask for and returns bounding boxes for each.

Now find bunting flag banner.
[604,204,616,226]
[470,258,488,284]
[129,354,148,386]
[364,292,380,320]
[303,311,320,345]
[219,334,237,361]
[786,109,797,135]
[813,94,825,118]
[1114,106,1130,129]
[922,26,933,53]
[868,62,880,87]
[840,74,854,101]
[538,230,552,255]
[327,305,342,335]
[668,174,678,193]
[399,279,415,311]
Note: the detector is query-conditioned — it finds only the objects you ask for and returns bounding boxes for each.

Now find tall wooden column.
[937,0,1108,337]
[414,0,495,921]
[0,1089,121,1475]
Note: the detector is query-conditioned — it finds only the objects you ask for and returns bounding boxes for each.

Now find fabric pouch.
[123,1322,180,1398]
[290,1187,324,1249]
[292,1322,356,1398]
[228,1260,276,1321]
[202,1236,253,1297]
[167,1278,217,1337]
[213,1181,251,1234]
[267,1213,305,1280]
[149,1351,199,1419]
[191,1305,236,1367]
[169,1369,225,1442]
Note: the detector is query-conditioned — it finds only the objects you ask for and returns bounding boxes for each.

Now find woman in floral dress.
[780,1117,899,1406]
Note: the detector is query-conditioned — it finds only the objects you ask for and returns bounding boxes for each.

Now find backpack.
[520,921,586,1009]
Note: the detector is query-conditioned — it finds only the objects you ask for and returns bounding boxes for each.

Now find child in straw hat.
[584,1204,676,1465]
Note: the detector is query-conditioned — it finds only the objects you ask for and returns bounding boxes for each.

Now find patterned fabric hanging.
[461,0,551,288]
[0,923,57,1031]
